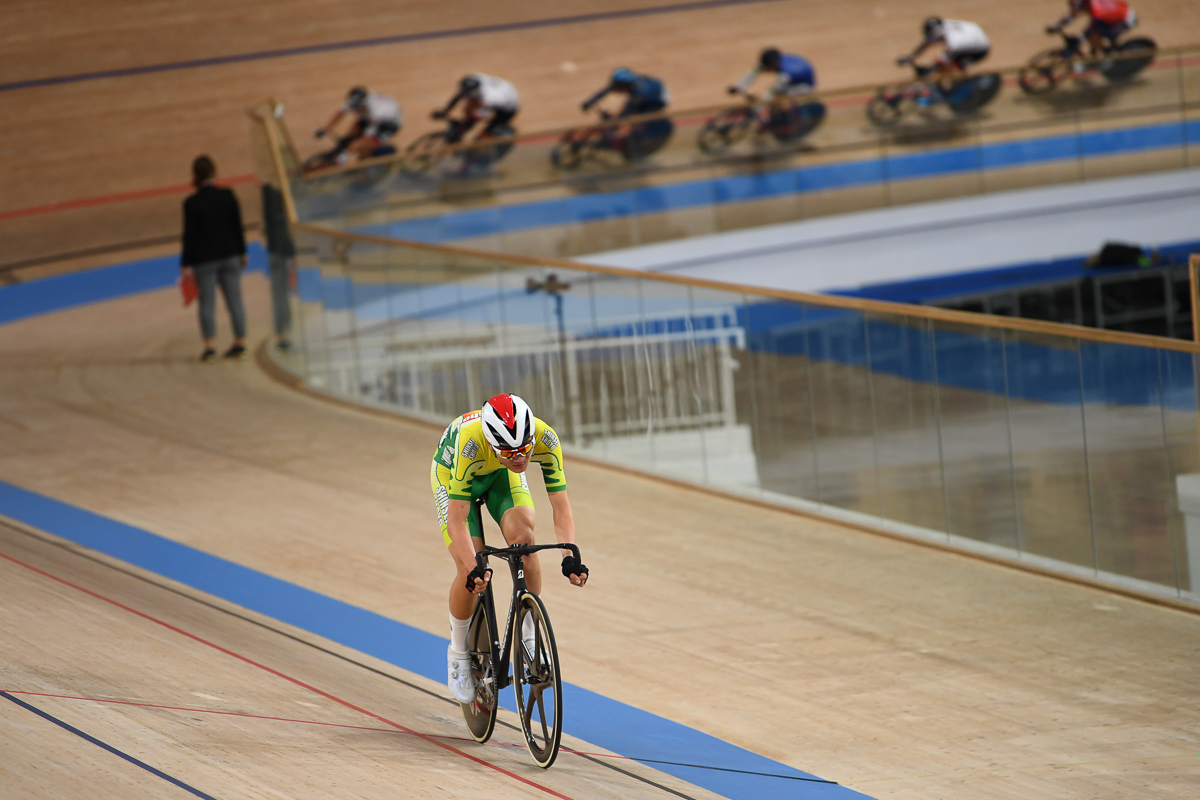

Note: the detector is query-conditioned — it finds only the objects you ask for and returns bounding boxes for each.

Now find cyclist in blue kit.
[729,47,816,98]
[579,68,673,159]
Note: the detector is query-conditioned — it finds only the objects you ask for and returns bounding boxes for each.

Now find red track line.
[0,551,577,800]
[0,175,258,222]
[2,689,632,761]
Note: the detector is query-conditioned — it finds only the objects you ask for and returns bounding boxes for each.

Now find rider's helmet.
[922,16,944,41]
[759,47,782,70]
[610,67,637,87]
[459,75,482,96]
[346,86,368,110]
[481,393,535,457]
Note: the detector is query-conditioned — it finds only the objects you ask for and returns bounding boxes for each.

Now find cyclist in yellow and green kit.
[430,393,588,703]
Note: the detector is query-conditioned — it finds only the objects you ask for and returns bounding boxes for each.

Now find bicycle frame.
[473,541,580,693]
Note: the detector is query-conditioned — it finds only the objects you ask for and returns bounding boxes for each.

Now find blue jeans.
[194,256,246,341]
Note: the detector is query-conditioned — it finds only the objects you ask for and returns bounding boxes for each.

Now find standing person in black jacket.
[181,155,248,362]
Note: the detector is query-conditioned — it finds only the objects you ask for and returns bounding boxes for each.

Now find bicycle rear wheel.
[1101,38,1157,81]
[512,591,562,768]
[460,596,498,743]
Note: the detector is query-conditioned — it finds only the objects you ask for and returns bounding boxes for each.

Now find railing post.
[1189,255,1200,344]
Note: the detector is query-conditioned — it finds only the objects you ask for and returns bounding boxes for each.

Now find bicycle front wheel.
[866,88,912,127]
[460,596,498,743]
[697,108,753,154]
[1019,50,1069,94]
[402,131,445,173]
[512,591,562,768]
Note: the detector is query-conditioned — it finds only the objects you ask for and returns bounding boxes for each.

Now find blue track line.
[0,0,783,93]
[1,691,220,800]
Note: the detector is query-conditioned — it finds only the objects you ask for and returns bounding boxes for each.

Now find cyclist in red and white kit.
[1049,0,1138,57]
[314,86,403,165]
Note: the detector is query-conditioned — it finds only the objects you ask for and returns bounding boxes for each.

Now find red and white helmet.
[481,393,535,455]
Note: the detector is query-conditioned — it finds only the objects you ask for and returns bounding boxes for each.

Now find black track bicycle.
[1018,30,1157,94]
[403,119,516,175]
[697,91,826,154]
[866,59,1002,127]
[550,109,674,169]
[460,538,579,768]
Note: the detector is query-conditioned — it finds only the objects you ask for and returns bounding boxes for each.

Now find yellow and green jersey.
[432,410,567,500]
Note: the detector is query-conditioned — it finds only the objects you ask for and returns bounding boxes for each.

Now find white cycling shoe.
[447,646,476,704]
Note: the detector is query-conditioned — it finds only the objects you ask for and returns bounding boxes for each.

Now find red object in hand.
[180,271,198,307]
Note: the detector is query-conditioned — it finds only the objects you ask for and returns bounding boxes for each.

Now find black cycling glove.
[465,563,491,591]
[561,555,589,580]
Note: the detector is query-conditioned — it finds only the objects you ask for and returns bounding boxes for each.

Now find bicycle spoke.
[536,692,550,743]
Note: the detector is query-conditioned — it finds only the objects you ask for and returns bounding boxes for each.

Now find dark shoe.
[199,348,216,363]
[222,344,247,360]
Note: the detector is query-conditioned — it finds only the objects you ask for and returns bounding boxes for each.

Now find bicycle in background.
[551,109,674,170]
[302,134,396,175]
[403,119,517,176]
[1019,29,1157,94]
[866,58,1001,127]
[698,90,826,154]
[460,532,580,768]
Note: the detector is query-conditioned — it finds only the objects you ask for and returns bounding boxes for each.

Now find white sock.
[449,613,471,656]
[522,613,535,644]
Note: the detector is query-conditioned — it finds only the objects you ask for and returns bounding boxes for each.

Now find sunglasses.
[497,441,534,459]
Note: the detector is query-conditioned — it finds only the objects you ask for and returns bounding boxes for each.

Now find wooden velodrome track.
[3,2,1200,799]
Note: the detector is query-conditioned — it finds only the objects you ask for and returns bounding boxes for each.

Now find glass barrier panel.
[801,304,881,517]
[737,296,822,505]
[928,319,1021,550]
[686,285,759,496]
[1003,329,1095,570]
[1159,348,1200,594]
[865,312,948,535]
[1078,340,1186,589]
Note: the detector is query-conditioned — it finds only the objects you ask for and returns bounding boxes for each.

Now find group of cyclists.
[314,0,1144,170]
[411,0,1147,712]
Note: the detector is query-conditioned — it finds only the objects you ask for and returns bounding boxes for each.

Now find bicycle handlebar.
[476,542,580,569]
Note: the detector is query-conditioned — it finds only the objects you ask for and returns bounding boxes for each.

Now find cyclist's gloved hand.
[580,100,593,113]
[896,56,911,66]
[1045,25,1061,34]
[561,555,589,584]
[726,85,740,95]
[314,128,327,139]
[465,563,491,592]
[431,109,447,120]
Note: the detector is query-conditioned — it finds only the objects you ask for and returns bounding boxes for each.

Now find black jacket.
[181,184,245,267]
